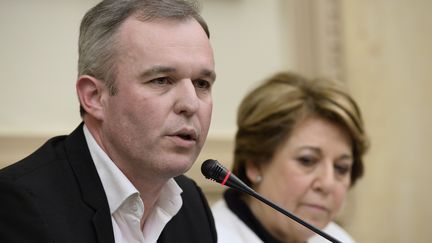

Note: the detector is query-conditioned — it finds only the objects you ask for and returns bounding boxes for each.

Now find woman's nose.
[312,164,336,194]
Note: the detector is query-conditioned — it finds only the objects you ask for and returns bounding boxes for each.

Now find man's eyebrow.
[140,66,176,78]
[201,69,216,83]
[139,65,216,82]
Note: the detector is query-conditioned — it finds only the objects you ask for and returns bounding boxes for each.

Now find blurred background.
[1,0,431,242]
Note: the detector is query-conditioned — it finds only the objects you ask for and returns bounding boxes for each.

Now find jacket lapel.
[64,123,115,243]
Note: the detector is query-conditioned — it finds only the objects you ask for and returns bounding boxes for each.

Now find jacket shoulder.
[0,135,67,181]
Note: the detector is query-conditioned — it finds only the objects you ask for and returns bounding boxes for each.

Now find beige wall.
[342,0,432,242]
[0,1,97,136]
[1,0,432,242]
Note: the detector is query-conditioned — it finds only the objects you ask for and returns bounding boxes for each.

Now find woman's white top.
[212,199,355,243]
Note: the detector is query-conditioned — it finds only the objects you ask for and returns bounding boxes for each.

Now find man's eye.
[193,79,211,90]
[150,77,171,85]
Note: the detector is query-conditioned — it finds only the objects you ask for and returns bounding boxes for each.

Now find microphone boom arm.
[201,159,342,243]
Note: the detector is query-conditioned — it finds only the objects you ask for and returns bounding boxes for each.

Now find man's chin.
[162,155,196,176]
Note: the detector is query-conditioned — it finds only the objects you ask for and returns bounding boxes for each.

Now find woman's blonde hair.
[232,72,369,187]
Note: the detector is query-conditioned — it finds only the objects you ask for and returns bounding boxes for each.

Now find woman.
[212,72,369,243]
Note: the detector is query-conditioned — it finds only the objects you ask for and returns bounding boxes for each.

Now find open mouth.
[177,134,194,141]
[172,129,197,142]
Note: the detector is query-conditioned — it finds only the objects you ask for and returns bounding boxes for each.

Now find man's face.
[98,17,215,180]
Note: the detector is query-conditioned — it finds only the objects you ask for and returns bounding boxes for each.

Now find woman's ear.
[76,75,107,120]
[245,160,263,184]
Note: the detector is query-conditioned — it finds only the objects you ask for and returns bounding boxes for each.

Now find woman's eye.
[193,79,211,90]
[297,156,317,167]
[334,164,351,176]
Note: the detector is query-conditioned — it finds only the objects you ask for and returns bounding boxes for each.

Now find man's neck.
[84,118,170,225]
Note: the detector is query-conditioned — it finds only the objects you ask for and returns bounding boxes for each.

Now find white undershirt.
[83,125,183,243]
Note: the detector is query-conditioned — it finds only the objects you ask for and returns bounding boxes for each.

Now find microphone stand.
[235,184,341,243]
[202,159,342,243]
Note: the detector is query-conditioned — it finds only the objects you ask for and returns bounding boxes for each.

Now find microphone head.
[201,159,228,183]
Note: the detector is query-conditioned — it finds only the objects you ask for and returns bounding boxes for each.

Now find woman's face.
[246,117,353,242]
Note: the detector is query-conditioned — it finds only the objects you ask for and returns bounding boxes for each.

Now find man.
[0,0,217,242]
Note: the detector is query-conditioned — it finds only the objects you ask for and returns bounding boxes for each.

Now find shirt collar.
[83,125,137,214]
[156,178,183,216]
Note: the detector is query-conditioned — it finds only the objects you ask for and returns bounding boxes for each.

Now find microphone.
[201,159,342,243]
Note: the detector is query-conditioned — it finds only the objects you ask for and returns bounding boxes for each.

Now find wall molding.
[293,0,345,81]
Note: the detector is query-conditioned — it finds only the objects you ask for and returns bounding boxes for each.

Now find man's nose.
[173,80,199,116]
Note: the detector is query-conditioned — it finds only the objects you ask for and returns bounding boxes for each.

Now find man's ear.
[76,75,107,120]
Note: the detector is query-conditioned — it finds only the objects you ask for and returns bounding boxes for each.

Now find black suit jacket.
[0,124,217,243]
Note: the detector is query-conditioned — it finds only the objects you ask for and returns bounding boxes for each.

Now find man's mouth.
[177,134,195,141]
[171,128,198,142]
